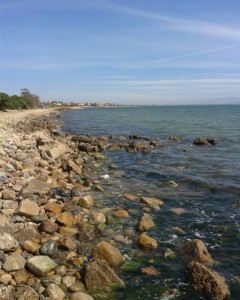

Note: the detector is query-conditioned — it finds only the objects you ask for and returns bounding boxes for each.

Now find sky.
[1,0,240,105]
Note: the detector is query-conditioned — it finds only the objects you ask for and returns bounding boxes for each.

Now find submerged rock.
[138,214,154,231]
[139,234,158,249]
[193,138,216,146]
[140,197,164,211]
[187,261,230,300]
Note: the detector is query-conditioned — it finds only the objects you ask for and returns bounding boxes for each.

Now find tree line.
[0,89,41,110]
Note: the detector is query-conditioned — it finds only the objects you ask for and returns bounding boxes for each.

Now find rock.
[187,261,230,300]
[40,239,58,257]
[58,226,78,236]
[91,211,106,224]
[140,197,164,210]
[70,292,94,300]
[46,283,65,299]
[16,199,40,217]
[27,255,57,276]
[62,275,76,288]
[22,179,51,197]
[84,259,124,292]
[138,214,154,231]
[13,225,42,243]
[39,220,58,233]
[141,266,160,276]
[46,147,61,160]
[123,194,138,201]
[92,241,125,266]
[56,211,74,227]
[181,239,212,264]
[79,195,94,208]
[139,234,158,249]
[193,138,216,146]
[14,268,30,284]
[113,209,129,218]
[67,159,82,175]
[15,286,39,300]
[44,202,62,214]
[0,285,14,300]
[0,233,19,251]
[3,253,26,271]
[172,226,186,235]
[0,274,12,284]
[171,207,186,216]
[2,189,16,200]
[58,236,77,251]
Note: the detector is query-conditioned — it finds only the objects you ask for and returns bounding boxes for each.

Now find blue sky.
[1,0,240,104]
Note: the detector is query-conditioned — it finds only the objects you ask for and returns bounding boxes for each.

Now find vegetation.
[0,89,41,110]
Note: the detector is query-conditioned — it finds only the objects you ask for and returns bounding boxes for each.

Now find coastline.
[0,108,230,299]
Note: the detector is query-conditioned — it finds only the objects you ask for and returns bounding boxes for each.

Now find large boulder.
[84,259,124,292]
[187,261,230,300]
[181,239,212,264]
[92,241,125,266]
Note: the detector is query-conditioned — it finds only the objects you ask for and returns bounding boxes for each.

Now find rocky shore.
[0,109,229,299]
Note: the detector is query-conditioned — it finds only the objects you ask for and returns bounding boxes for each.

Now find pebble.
[40,239,58,257]
[27,255,57,276]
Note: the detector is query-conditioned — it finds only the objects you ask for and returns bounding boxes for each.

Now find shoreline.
[0,108,230,299]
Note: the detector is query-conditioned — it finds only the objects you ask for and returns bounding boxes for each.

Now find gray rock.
[13,225,42,243]
[45,283,65,299]
[3,253,26,271]
[21,179,51,197]
[40,239,58,257]
[15,286,39,300]
[70,292,94,300]
[27,255,57,276]
[0,233,19,252]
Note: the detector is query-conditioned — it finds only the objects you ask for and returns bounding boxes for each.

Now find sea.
[60,105,240,300]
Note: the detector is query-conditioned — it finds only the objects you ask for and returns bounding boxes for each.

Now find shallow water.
[61,105,240,299]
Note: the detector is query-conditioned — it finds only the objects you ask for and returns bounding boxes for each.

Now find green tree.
[0,92,10,110]
[20,88,40,108]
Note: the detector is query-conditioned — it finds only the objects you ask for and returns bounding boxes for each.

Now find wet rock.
[70,292,94,300]
[138,214,154,231]
[193,138,216,146]
[3,253,26,271]
[181,239,212,264]
[91,211,106,224]
[113,209,129,218]
[123,194,138,201]
[56,211,74,227]
[16,199,40,217]
[0,233,19,252]
[21,179,51,197]
[139,234,158,249]
[46,283,65,299]
[40,239,58,257]
[92,241,125,266]
[39,220,58,234]
[84,259,124,292]
[171,207,186,216]
[141,266,160,276]
[27,255,57,276]
[79,195,94,208]
[13,225,42,243]
[140,197,164,210]
[187,261,230,300]
[172,226,186,235]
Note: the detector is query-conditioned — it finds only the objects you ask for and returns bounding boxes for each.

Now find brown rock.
[2,189,16,200]
[187,261,230,300]
[22,240,40,254]
[141,266,160,276]
[92,241,125,266]
[181,239,212,264]
[91,211,106,224]
[70,292,94,300]
[44,202,63,214]
[13,225,42,243]
[138,214,154,231]
[47,147,61,160]
[58,226,78,236]
[171,207,186,216]
[46,283,65,299]
[114,210,129,218]
[14,268,30,284]
[56,211,74,227]
[40,220,58,234]
[140,197,164,210]
[79,195,93,208]
[59,236,77,251]
[84,259,124,292]
[67,159,82,175]
[139,234,158,249]
[123,194,138,201]
[22,179,51,197]
[16,199,40,217]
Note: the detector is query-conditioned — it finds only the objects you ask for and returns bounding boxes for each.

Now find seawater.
[61,105,240,299]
